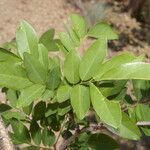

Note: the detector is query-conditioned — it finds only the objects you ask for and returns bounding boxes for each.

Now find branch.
[0,116,14,150]
[122,98,150,112]
[136,121,150,126]
[59,124,106,150]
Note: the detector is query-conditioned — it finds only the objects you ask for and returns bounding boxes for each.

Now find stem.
[59,124,106,150]
[27,143,52,150]
[122,99,150,112]
[53,116,68,150]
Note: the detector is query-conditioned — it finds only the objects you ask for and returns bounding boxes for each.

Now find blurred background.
[0,0,150,149]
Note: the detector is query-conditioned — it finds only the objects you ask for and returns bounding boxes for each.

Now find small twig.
[26,143,52,150]
[136,121,150,126]
[122,99,150,112]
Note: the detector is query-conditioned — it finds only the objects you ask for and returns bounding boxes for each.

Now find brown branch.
[59,124,106,150]
[0,116,14,150]
[136,121,150,126]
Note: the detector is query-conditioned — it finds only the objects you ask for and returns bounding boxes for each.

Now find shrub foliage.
[0,14,150,149]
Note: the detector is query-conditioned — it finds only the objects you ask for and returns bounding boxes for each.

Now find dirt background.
[0,0,76,44]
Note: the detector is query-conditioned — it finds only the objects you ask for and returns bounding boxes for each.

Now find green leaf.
[63,51,80,84]
[0,103,11,113]
[100,62,150,81]
[24,52,47,84]
[88,22,118,40]
[16,21,38,58]
[38,44,49,71]
[69,13,87,38]
[47,64,61,90]
[11,120,31,143]
[6,89,18,107]
[88,133,118,150]
[2,39,17,54]
[57,85,71,103]
[70,85,90,120]
[16,84,45,108]
[79,39,107,81]
[30,120,42,145]
[94,52,136,81]
[90,83,121,128]
[45,103,58,117]
[39,28,58,51]
[135,104,150,121]
[23,102,33,115]
[58,101,71,116]
[132,80,150,100]
[32,101,46,120]
[119,112,141,140]
[69,28,80,46]
[0,62,33,90]
[22,146,39,150]
[42,89,54,101]
[0,47,21,62]
[42,128,55,146]
[59,32,75,52]
[135,104,150,136]
[99,80,127,98]
[2,110,26,120]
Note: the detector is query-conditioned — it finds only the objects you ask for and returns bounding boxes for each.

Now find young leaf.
[79,39,107,81]
[59,32,75,52]
[57,85,71,103]
[39,28,58,51]
[119,112,141,140]
[0,47,21,62]
[90,83,121,128]
[16,21,38,58]
[16,84,45,108]
[24,52,47,84]
[70,85,90,120]
[38,44,49,71]
[100,62,150,81]
[30,120,42,145]
[0,62,33,90]
[94,52,136,81]
[42,128,55,146]
[63,51,80,84]
[88,22,118,40]
[88,133,118,150]
[69,13,87,38]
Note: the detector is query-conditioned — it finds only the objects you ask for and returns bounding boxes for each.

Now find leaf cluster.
[0,13,150,149]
